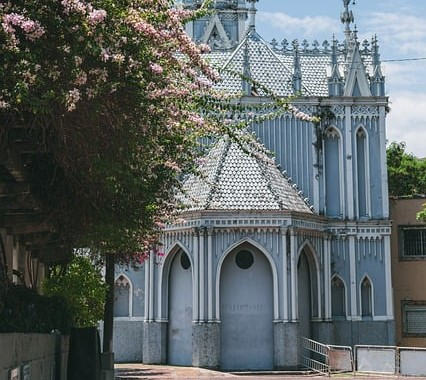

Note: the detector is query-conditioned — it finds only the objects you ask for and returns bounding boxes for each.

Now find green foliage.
[0,284,73,333]
[387,141,426,196]
[0,0,220,257]
[417,203,426,222]
[42,255,107,328]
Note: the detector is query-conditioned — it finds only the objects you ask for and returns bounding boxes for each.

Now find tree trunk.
[101,253,115,379]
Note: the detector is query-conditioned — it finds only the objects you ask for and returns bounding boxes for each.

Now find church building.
[111,0,394,370]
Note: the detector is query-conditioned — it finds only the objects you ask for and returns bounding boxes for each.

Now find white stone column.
[379,105,389,218]
[192,227,200,322]
[384,234,394,318]
[345,105,354,219]
[349,235,357,318]
[199,227,205,321]
[290,228,298,321]
[144,252,150,321]
[149,250,155,321]
[207,226,214,321]
[281,227,289,321]
[324,234,332,320]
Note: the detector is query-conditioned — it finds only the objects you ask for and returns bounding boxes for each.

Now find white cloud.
[257,12,339,40]
[365,12,426,55]
[387,91,426,158]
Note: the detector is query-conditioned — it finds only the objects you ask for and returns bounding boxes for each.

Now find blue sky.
[253,0,426,157]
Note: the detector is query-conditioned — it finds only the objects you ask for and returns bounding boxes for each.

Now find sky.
[252,0,426,158]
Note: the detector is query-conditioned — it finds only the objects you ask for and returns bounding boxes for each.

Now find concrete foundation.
[273,322,299,369]
[333,320,396,347]
[313,321,334,344]
[113,320,144,362]
[142,322,167,364]
[192,322,220,368]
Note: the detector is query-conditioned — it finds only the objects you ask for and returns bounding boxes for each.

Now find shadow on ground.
[115,367,168,379]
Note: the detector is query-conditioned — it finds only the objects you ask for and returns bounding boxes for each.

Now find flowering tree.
[0,0,219,257]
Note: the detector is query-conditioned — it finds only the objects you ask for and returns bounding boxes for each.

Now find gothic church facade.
[112,0,394,370]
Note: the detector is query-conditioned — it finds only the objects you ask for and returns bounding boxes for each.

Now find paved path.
[115,364,426,380]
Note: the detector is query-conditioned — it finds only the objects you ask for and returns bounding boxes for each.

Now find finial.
[242,40,252,96]
[341,0,354,37]
[246,0,258,32]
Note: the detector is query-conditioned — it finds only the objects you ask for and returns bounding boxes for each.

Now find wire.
[382,57,426,63]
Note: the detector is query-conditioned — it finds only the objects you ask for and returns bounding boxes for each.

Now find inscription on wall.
[222,303,265,312]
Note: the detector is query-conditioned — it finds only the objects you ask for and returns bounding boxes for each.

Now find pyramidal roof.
[207,30,334,97]
[178,136,313,213]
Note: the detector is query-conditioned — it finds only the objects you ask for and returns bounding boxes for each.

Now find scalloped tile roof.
[207,31,373,97]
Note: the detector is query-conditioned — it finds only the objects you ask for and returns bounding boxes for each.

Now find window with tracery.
[331,276,346,317]
[361,277,372,317]
[114,274,131,317]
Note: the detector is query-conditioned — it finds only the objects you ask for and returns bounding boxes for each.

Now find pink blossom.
[88,9,107,25]
[2,13,45,41]
[65,88,81,111]
[61,0,86,15]
[149,63,163,75]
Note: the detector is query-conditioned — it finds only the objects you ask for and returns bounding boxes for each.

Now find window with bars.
[402,301,426,336]
[400,226,426,259]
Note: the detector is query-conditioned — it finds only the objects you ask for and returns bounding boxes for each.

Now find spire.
[242,41,252,96]
[292,40,302,94]
[328,36,343,96]
[246,0,258,34]
[341,0,354,42]
[370,35,385,96]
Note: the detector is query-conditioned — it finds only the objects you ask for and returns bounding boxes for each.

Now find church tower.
[183,0,248,49]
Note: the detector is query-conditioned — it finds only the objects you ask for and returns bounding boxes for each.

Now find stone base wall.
[333,320,396,347]
[142,321,167,364]
[192,322,220,368]
[99,320,144,363]
[0,333,69,380]
[273,322,299,369]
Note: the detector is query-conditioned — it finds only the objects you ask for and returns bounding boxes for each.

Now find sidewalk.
[115,364,426,380]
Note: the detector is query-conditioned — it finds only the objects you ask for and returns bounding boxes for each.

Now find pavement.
[114,364,426,380]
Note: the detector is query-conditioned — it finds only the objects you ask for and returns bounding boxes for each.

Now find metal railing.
[355,345,426,377]
[300,337,354,376]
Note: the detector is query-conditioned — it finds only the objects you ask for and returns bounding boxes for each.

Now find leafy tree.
[0,0,316,261]
[386,141,426,197]
[0,0,219,258]
[418,205,426,222]
[42,255,107,328]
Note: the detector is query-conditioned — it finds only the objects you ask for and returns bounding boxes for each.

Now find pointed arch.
[331,274,347,318]
[359,274,374,317]
[114,273,133,318]
[158,241,193,320]
[218,237,275,370]
[355,126,371,219]
[324,125,344,218]
[215,237,279,321]
[297,240,322,319]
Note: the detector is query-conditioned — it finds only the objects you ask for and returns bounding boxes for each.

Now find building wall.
[0,333,69,380]
[390,196,426,346]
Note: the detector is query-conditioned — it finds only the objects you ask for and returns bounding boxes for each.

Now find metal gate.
[300,337,353,376]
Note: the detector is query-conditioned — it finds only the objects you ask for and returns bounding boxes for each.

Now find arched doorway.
[220,244,274,370]
[297,246,318,339]
[168,250,193,365]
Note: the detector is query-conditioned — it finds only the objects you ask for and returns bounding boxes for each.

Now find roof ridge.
[204,138,232,209]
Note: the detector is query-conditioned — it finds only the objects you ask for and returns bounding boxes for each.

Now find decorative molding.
[352,105,379,116]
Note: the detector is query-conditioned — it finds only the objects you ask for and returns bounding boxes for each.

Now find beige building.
[390,196,426,347]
